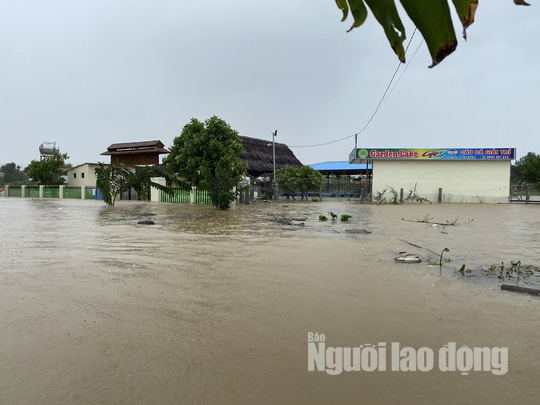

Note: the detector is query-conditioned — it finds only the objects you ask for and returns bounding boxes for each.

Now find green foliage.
[511,152,540,183]
[275,166,300,195]
[95,163,133,206]
[319,215,328,221]
[521,153,540,184]
[95,163,178,206]
[259,193,270,201]
[0,162,28,184]
[298,165,323,195]
[340,214,353,221]
[336,1,529,67]
[275,165,323,196]
[440,247,450,266]
[165,116,246,210]
[23,152,69,185]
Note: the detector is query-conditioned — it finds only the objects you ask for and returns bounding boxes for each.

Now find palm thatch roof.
[240,136,303,178]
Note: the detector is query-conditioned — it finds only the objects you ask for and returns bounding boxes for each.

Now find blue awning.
[310,161,372,174]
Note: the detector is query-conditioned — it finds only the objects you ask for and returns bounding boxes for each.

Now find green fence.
[43,186,60,198]
[8,187,22,197]
[63,187,82,199]
[25,187,39,198]
[86,188,95,199]
[196,190,212,205]
[161,188,191,203]
[160,188,212,205]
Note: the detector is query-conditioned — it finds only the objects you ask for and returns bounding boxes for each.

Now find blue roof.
[310,161,371,172]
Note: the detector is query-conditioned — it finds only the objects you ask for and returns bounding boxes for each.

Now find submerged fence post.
[190,187,196,204]
[438,188,443,203]
[59,185,64,198]
[526,189,530,204]
[4,185,8,197]
[400,188,404,203]
[21,185,26,198]
[81,185,85,199]
[319,186,322,202]
[39,185,44,199]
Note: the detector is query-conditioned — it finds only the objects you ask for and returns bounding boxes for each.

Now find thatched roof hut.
[239,136,303,178]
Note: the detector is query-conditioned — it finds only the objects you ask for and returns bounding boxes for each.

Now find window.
[73,173,77,178]
[81,173,85,179]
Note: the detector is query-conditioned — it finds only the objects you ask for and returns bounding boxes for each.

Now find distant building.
[67,163,105,187]
[349,147,516,203]
[101,140,170,166]
[239,136,302,178]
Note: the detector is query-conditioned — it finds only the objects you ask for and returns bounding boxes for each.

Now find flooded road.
[1,197,539,404]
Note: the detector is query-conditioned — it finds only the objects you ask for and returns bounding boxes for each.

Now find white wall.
[372,160,511,203]
[67,164,101,187]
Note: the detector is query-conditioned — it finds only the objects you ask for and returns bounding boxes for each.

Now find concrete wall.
[372,160,511,203]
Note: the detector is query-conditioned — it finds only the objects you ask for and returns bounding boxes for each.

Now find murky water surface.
[1,197,539,404]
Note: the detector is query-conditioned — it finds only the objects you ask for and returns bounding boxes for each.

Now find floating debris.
[345,229,372,234]
[501,284,540,296]
[137,220,155,225]
[394,254,422,264]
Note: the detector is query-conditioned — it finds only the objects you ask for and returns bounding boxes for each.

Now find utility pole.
[273,130,278,199]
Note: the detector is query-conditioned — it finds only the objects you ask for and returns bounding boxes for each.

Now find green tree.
[521,153,540,184]
[165,116,247,210]
[511,152,540,184]
[276,166,300,198]
[297,165,323,198]
[276,165,323,200]
[0,162,28,184]
[24,152,69,185]
[336,0,530,68]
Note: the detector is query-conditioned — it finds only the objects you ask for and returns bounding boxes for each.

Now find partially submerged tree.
[276,166,300,198]
[95,163,182,206]
[336,0,532,67]
[276,165,323,199]
[297,165,323,198]
[24,152,69,185]
[94,163,133,206]
[165,116,247,210]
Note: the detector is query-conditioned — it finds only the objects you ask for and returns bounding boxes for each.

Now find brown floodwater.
[1,197,539,404]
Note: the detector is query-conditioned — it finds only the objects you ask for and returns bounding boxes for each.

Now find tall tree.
[165,116,246,210]
[521,153,540,184]
[511,152,540,184]
[0,162,28,184]
[24,152,69,185]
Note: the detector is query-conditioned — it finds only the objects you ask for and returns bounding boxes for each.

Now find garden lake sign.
[349,148,516,163]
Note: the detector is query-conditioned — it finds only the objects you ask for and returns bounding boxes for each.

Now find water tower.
[39,142,59,160]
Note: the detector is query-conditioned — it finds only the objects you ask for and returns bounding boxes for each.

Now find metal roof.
[310,161,372,174]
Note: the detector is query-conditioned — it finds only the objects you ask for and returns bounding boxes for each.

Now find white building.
[66,163,104,188]
[349,148,515,203]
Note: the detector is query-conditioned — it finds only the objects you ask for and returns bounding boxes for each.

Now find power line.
[289,29,419,149]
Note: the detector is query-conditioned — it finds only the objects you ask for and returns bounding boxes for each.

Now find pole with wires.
[273,130,278,199]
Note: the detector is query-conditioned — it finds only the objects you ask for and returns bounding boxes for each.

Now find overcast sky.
[1,1,539,168]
